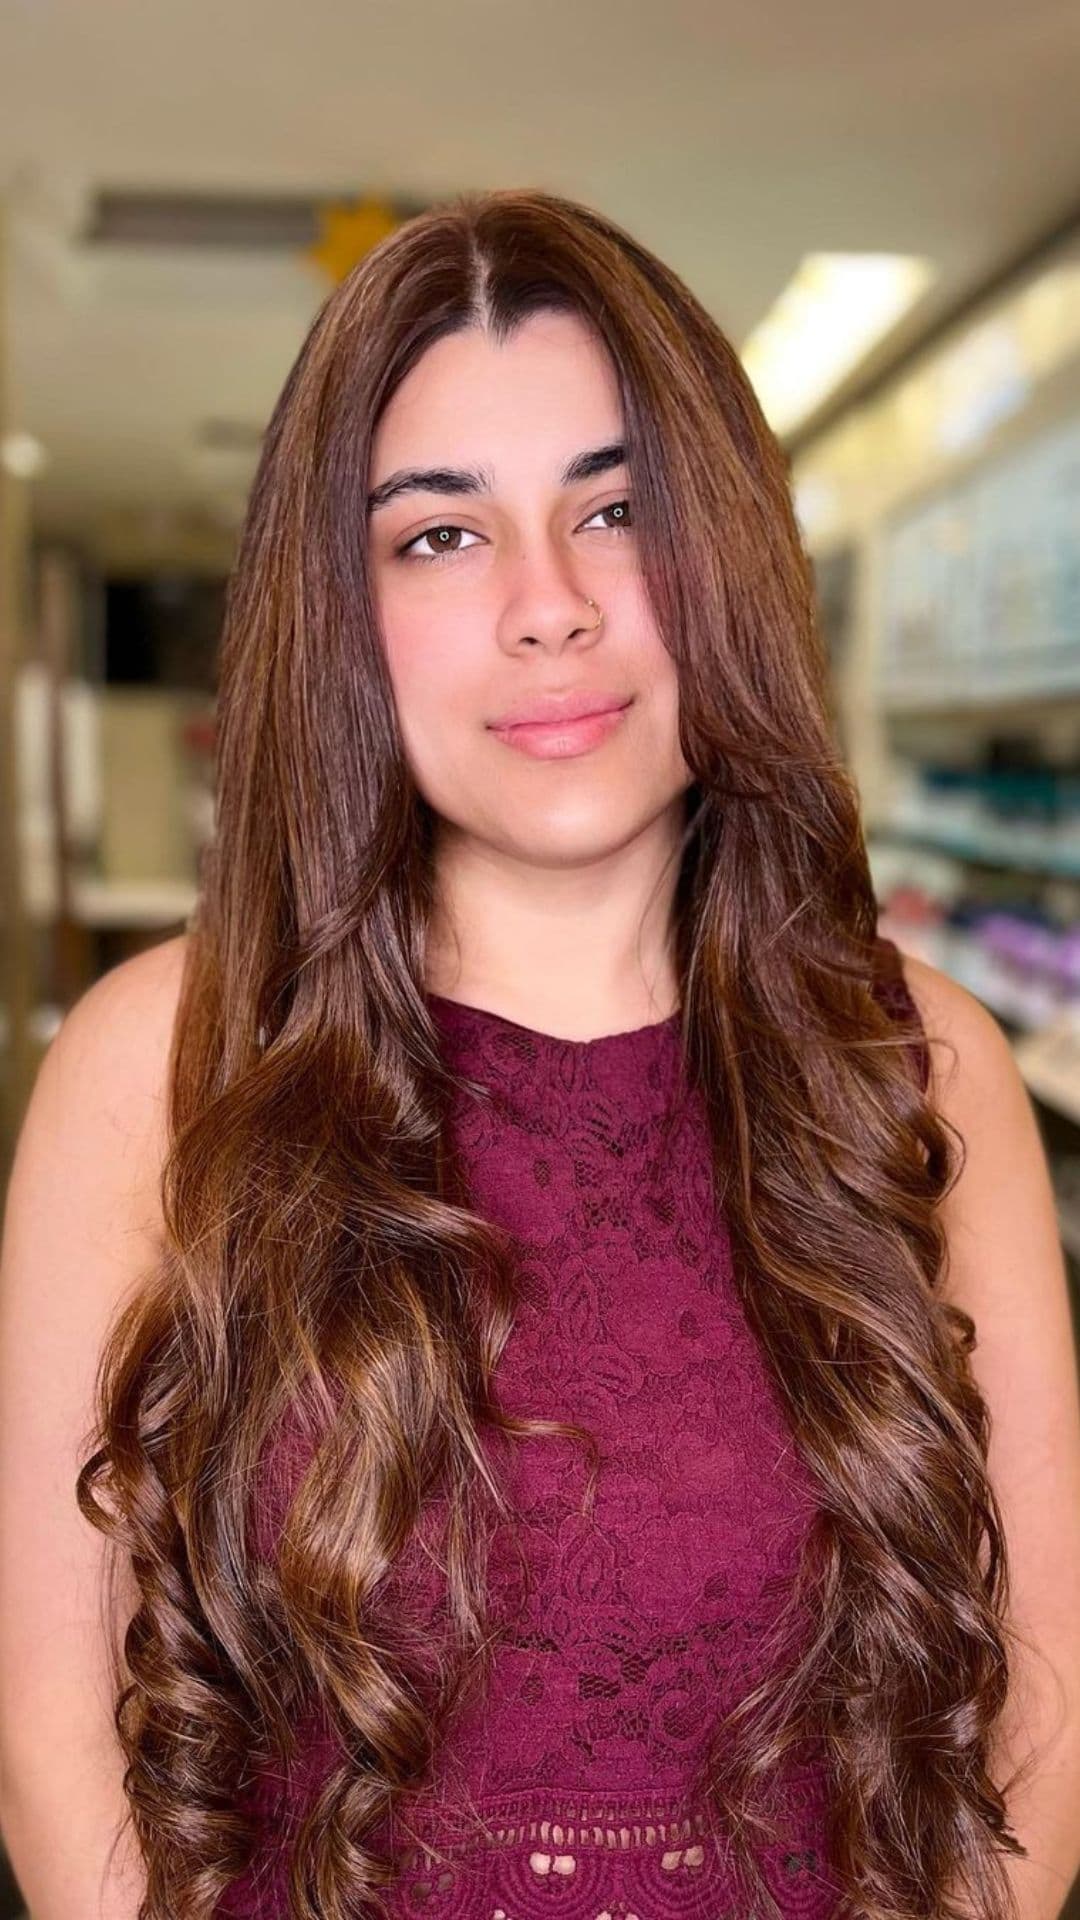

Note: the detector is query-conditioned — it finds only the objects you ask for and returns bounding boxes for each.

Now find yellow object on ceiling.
[306,196,402,283]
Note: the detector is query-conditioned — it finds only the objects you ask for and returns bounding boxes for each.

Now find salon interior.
[2,4,1080,1916]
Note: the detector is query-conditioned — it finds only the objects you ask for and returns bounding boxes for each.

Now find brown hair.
[78,186,1032,1919]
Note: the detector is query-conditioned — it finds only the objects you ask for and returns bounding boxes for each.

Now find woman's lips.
[488,701,631,759]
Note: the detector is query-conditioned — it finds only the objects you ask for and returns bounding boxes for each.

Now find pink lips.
[488,699,632,759]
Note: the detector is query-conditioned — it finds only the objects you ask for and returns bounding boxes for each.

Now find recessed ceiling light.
[1,431,48,479]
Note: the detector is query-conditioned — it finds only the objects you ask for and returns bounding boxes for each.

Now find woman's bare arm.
[904,953,1080,1920]
[0,935,187,1920]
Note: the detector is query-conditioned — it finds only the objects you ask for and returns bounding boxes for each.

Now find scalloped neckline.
[425,989,681,1055]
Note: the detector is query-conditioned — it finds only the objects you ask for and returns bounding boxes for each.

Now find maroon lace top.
[218,935,929,1919]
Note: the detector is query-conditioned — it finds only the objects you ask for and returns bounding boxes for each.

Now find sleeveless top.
[217,934,930,1920]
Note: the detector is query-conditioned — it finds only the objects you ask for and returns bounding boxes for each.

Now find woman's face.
[366,309,693,867]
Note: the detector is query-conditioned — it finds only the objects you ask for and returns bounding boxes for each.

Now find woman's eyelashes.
[394,497,634,565]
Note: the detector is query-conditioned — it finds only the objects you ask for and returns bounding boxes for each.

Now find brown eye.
[581,498,633,532]
[397,524,483,562]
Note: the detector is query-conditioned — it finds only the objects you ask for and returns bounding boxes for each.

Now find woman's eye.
[580,497,633,534]
[395,497,633,565]
[397,524,483,563]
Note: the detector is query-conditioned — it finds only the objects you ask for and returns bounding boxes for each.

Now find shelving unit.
[795,230,1080,1338]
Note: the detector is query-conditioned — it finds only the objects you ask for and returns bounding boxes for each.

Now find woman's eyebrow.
[365,441,626,516]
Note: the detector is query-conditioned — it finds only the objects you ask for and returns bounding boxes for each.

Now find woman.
[2,187,1078,1920]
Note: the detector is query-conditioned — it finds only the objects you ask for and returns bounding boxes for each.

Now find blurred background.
[2,2,1080,1914]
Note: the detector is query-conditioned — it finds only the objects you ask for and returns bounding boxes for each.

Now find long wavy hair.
[77,186,1035,1920]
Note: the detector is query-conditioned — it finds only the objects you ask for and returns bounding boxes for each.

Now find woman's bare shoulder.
[72,929,190,1026]
[889,945,1011,1110]
[17,933,192,1249]
[49,932,189,1109]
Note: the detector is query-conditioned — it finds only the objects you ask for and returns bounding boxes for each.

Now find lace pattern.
[221,937,926,1918]
[371,1775,840,1918]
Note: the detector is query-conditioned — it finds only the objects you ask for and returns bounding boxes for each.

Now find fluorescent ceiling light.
[741,253,937,437]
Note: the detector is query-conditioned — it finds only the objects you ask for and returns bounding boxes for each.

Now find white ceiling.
[4,0,1080,562]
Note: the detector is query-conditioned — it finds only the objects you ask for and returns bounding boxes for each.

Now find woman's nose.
[495,545,604,655]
